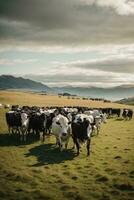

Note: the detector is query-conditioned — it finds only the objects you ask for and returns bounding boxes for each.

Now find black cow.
[45,113,55,134]
[6,111,21,134]
[28,113,47,141]
[101,108,121,118]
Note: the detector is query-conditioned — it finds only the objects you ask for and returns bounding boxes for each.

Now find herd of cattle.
[5,105,133,156]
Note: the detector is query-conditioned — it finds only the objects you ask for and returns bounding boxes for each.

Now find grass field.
[0,90,134,108]
[0,91,134,200]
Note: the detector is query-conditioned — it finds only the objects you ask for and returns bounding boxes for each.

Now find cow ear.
[56,121,60,125]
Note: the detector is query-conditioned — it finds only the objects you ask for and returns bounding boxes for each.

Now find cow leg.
[8,126,11,134]
[74,138,79,155]
[87,138,91,156]
[58,138,63,151]
[97,128,99,135]
[56,137,60,147]
[71,136,76,149]
[65,143,67,149]
[15,127,18,134]
[97,126,100,135]
[12,128,14,134]
[33,129,35,135]
[92,125,96,136]
[60,143,63,151]
[49,128,52,134]
[40,131,45,142]
[76,142,80,155]
[23,127,28,142]
[20,130,23,142]
[40,132,43,142]
[20,127,25,142]
[16,127,19,134]
[24,131,27,142]
[43,129,46,142]
[27,128,31,135]
[65,138,69,149]
[36,129,38,135]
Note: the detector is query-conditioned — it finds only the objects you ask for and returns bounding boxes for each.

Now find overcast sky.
[0,0,134,87]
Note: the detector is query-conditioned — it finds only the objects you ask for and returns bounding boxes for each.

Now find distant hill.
[116,97,134,105]
[53,86,134,101]
[0,75,51,92]
[0,75,134,100]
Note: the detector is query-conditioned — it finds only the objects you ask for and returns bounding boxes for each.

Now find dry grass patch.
[0,90,134,108]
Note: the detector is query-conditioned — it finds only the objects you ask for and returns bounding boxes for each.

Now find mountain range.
[0,75,134,101]
[116,97,134,105]
[52,85,134,101]
[0,75,51,92]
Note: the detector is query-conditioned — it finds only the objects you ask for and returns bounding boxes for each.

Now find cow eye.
[68,121,71,125]
[56,121,60,125]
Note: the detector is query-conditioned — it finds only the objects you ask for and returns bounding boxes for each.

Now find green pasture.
[0,108,134,200]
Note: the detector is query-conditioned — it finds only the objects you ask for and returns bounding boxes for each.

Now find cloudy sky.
[0,0,134,87]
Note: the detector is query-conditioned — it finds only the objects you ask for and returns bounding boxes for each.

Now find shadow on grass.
[115,118,124,121]
[0,133,39,147]
[25,143,76,166]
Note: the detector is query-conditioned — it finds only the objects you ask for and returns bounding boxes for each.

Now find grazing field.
[0,91,134,200]
[0,90,134,109]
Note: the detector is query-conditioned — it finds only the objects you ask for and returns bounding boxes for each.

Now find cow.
[28,112,47,141]
[43,109,57,134]
[6,111,29,142]
[101,108,121,118]
[71,114,92,156]
[122,109,133,120]
[45,112,56,134]
[52,114,71,151]
[111,108,121,118]
[84,110,107,135]
[20,111,29,142]
[4,104,10,109]
[128,109,133,120]
[6,111,21,134]
[11,105,20,111]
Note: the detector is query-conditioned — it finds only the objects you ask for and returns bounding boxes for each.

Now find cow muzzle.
[62,132,67,137]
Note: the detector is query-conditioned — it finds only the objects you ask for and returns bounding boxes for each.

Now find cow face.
[21,112,29,127]
[100,113,107,123]
[56,116,71,137]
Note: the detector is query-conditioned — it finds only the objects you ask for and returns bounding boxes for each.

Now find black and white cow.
[84,110,107,135]
[6,111,29,141]
[52,114,71,151]
[122,109,133,120]
[71,114,93,156]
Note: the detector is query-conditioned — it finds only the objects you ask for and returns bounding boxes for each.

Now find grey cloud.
[0,0,134,46]
[71,58,134,74]
[25,73,125,84]
[0,0,77,29]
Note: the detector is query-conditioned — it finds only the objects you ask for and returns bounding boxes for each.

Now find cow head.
[99,113,107,123]
[56,115,71,137]
[21,112,29,127]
